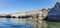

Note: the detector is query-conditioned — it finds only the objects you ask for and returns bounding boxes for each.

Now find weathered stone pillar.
[36,12,42,28]
[37,12,48,28]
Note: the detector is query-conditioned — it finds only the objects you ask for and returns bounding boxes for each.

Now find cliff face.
[48,2,60,16]
[47,2,60,21]
[9,9,50,20]
[0,9,50,20]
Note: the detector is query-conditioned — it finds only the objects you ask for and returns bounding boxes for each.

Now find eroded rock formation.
[46,2,60,22]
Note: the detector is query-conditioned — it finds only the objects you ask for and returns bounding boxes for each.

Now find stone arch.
[5,15,11,18]
[12,16,16,18]
[18,16,21,18]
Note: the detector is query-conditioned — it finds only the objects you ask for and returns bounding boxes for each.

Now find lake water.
[0,18,60,28]
[0,18,34,28]
[47,21,60,28]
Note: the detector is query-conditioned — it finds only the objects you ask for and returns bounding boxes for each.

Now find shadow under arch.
[18,15,32,18]
[5,15,11,18]
[12,16,16,18]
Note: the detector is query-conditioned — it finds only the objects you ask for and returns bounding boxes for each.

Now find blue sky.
[0,0,60,14]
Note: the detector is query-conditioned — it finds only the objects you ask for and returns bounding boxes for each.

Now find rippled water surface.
[47,21,60,28]
[0,18,34,28]
[0,18,60,28]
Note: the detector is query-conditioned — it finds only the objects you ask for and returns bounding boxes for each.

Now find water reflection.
[0,18,34,28]
[1,18,60,28]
